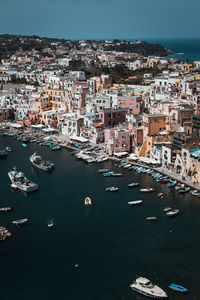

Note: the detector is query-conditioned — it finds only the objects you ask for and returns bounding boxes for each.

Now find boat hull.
[131,286,167,299]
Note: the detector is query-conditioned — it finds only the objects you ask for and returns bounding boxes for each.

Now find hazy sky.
[0,0,199,39]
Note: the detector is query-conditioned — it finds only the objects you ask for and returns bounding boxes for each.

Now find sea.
[0,136,200,300]
[147,38,200,63]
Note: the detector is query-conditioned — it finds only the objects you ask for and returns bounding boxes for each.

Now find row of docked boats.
[130,276,188,299]
[75,150,108,163]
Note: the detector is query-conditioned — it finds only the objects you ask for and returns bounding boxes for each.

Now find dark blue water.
[0,136,200,300]
[147,38,200,63]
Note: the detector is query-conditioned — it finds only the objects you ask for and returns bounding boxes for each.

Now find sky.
[0,0,200,40]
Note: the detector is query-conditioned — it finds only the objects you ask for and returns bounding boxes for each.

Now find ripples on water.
[0,136,200,299]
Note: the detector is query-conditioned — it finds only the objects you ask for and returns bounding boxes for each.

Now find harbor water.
[0,135,200,300]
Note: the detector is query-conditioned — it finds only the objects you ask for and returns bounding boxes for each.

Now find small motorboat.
[21,143,27,147]
[112,173,122,177]
[47,219,54,228]
[169,284,188,293]
[128,200,142,206]
[192,192,200,196]
[6,147,12,152]
[128,183,139,188]
[51,145,61,151]
[85,197,92,206]
[140,188,154,193]
[163,207,171,212]
[97,169,109,173]
[157,193,164,198]
[166,209,179,217]
[0,207,12,212]
[103,171,114,177]
[146,217,157,221]
[12,218,28,225]
[105,187,119,192]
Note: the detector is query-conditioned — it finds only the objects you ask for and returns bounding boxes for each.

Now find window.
[148,142,151,146]
[122,136,125,139]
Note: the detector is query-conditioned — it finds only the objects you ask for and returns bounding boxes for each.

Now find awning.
[70,136,89,143]
[114,152,128,157]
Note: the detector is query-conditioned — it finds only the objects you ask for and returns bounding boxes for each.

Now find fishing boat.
[128,200,142,206]
[0,207,12,212]
[169,284,188,293]
[140,188,154,193]
[146,217,157,221]
[97,169,109,173]
[166,209,179,217]
[12,218,28,225]
[8,167,38,192]
[0,149,8,158]
[47,219,54,228]
[128,182,139,188]
[85,197,92,206]
[30,153,54,171]
[130,277,167,299]
[112,173,122,177]
[105,187,119,192]
[163,207,171,212]
[192,191,200,196]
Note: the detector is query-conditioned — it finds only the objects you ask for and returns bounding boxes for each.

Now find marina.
[0,135,199,299]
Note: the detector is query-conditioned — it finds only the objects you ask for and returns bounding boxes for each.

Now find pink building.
[117,96,144,115]
[18,110,40,127]
[104,128,130,156]
[98,108,127,129]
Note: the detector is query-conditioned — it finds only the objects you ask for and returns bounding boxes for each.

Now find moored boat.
[0,207,12,212]
[128,200,142,206]
[140,188,154,193]
[130,277,167,299]
[105,187,119,192]
[85,197,92,206]
[112,173,122,177]
[12,218,28,225]
[166,209,179,217]
[163,207,171,212]
[30,153,54,171]
[169,284,188,293]
[146,217,157,221]
[103,171,114,177]
[97,169,109,173]
[8,167,38,192]
[0,149,8,158]
[128,182,139,188]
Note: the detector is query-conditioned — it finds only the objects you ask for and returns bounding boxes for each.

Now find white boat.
[140,188,154,193]
[130,277,167,299]
[163,207,171,212]
[146,217,157,221]
[47,219,54,228]
[128,182,139,188]
[12,218,28,225]
[105,187,119,192]
[8,167,38,192]
[123,164,132,169]
[166,209,179,217]
[11,183,18,190]
[112,173,122,177]
[30,153,54,171]
[128,200,142,206]
[0,207,12,212]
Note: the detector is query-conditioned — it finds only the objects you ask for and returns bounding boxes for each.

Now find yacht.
[130,277,167,299]
[8,167,38,192]
[30,153,54,171]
